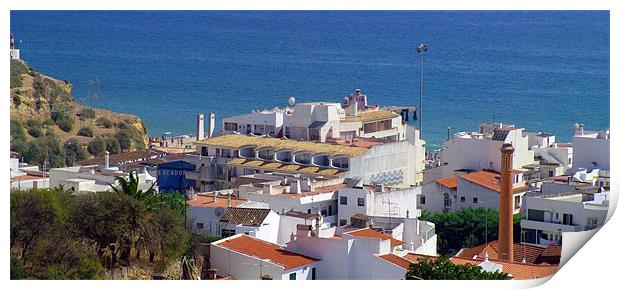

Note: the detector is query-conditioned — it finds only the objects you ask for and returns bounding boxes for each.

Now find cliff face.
[10,59,149,164]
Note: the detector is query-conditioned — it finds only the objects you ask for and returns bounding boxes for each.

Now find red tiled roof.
[344,228,403,247]
[378,254,411,269]
[436,176,458,190]
[214,235,319,270]
[402,253,438,264]
[450,256,558,280]
[11,174,47,182]
[186,194,246,208]
[459,171,528,193]
[455,241,561,265]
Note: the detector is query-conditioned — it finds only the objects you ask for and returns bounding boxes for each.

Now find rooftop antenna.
[382,198,399,229]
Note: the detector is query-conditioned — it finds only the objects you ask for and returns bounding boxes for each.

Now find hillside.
[10,59,149,168]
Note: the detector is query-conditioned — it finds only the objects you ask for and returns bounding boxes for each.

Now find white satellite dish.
[288,96,296,107]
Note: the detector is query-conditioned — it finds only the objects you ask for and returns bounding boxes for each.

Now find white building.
[572,124,610,173]
[221,89,408,143]
[521,190,608,246]
[210,234,320,280]
[10,158,49,190]
[49,165,157,194]
[186,191,251,236]
[436,123,534,179]
[421,170,527,215]
[526,132,573,179]
[336,178,421,227]
[194,131,425,190]
[219,207,281,244]
[285,225,435,279]
[236,176,342,226]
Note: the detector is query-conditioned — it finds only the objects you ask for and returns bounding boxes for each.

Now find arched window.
[443,193,452,208]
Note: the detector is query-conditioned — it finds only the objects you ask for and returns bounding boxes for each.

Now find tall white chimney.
[196,114,205,141]
[290,179,301,194]
[402,217,417,251]
[208,112,216,138]
[104,151,110,169]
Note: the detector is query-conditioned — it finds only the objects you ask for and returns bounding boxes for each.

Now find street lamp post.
[416,43,429,138]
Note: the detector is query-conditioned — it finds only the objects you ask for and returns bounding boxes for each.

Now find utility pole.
[416,43,428,138]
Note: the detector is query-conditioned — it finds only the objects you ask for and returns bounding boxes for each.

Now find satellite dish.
[288,96,296,107]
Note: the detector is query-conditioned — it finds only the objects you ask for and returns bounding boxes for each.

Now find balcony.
[520,219,581,233]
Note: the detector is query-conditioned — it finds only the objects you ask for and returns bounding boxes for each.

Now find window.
[201,147,208,156]
[515,174,519,183]
[328,205,333,216]
[289,273,297,280]
[321,209,327,216]
[548,170,554,177]
[221,229,236,237]
[444,195,452,207]
[562,213,574,225]
[460,196,465,203]
[515,195,522,209]
[224,122,238,131]
[473,197,478,204]
[357,198,365,207]
[339,219,347,226]
[197,223,204,229]
[307,209,312,214]
[311,267,316,280]
[420,195,426,205]
[528,209,545,222]
[340,196,348,205]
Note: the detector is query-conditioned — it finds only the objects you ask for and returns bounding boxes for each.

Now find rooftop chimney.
[196,114,205,141]
[498,143,515,262]
[208,112,216,138]
[290,179,301,194]
[314,215,321,237]
[104,151,110,169]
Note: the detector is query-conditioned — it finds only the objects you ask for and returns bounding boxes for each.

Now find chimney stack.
[104,151,110,169]
[498,143,515,262]
[208,112,216,138]
[314,215,321,237]
[196,114,205,141]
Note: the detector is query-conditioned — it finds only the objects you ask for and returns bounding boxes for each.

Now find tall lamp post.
[416,43,429,138]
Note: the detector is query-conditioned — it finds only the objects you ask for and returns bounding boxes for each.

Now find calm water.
[10,11,610,149]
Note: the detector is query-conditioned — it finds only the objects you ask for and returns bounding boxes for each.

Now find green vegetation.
[10,173,191,279]
[79,108,96,119]
[64,138,90,166]
[87,137,107,157]
[26,120,44,138]
[13,94,22,108]
[420,208,523,256]
[104,137,121,155]
[10,59,28,88]
[77,126,94,137]
[116,121,146,150]
[405,256,509,280]
[96,116,114,128]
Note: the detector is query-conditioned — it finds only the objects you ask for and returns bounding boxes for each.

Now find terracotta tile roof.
[78,149,159,166]
[227,158,346,177]
[219,208,271,227]
[186,194,246,208]
[455,241,561,265]
[436,176,458,190]
[402,253,438,264]
[378,254,411,269]
[459,171,529,193]
[214,235,319,270]
[450,256,558,280]
[11,174,47,182]
[229,177,272,189]
[344,228,403,247]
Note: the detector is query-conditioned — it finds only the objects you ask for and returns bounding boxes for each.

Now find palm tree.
[109,172,161,266]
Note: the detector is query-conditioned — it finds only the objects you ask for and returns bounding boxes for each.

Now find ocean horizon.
[10,11,610,149]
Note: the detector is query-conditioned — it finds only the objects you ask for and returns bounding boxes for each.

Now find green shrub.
[55,117,73,132]
[10,254,25,280]
[95,117,114,128]
[26,119,41,128]
[23,135,66,168]
[64,138,90,165]
[42,119,55,127]
[79,108,96,119]
[104,137,121,155]
[11,139,29,155]
[10,59,27,88]
[77,127,94,137]
[28,126,44,138]
[87,138,107,157]
[13,94,22,107]
[10,120,25,141]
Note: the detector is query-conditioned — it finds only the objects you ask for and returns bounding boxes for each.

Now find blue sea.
[10,11,610,149]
